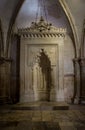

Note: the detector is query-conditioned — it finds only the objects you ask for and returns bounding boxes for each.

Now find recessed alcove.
[11,0,75,103]
[19,17,66,102]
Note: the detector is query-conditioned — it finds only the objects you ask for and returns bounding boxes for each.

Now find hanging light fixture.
[35,0,48,23]
[30,0,52,32]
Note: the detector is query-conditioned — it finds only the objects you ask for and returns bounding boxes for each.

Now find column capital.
[79,57,85,66]
[73,58,79,66]
[0,57,12,64]
[73,58,79,62]
[0,57,5,64]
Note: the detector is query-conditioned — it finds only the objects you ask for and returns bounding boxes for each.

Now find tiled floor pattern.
[0,105,85,130]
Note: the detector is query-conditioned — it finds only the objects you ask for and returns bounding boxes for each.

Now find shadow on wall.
[39,49,52,101]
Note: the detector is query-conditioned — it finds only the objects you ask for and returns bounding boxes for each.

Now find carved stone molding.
[27,46,57,66]
[18,16,66,38]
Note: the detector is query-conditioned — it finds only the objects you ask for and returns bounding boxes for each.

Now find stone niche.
[18,17,66,102]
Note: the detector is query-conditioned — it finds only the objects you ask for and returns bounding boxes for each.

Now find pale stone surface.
[0,105,85,130]
[64,75,74,102]
[19,19,66,102]
[0,0,85,105]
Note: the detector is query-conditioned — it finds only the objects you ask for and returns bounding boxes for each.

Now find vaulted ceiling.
[0,0,85,56]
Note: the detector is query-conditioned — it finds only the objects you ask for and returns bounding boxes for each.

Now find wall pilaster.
[79,57,85,103]
[72,58,80,104]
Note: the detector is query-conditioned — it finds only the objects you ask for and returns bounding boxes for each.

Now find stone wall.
[63,35,75,102]
[0,62,11,104]
[64,74,74,102]
[19,22,66,102]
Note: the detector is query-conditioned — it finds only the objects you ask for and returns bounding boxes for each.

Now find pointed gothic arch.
[6,0,78,58]
[5,0,80,103]
[59,0,79,57]
[6,0,25,57]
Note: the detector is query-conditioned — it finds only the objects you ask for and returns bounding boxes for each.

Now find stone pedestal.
[72,58,80,104]
[79,58,85,103]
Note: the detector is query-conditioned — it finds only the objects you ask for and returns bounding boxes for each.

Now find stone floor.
[0,103,85,130]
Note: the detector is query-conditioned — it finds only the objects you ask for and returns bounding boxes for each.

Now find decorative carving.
[18,16,66,38]
[27,46,57,66]
[19,17,65,102]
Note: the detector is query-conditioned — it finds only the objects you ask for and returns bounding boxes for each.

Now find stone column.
[79,58,85,103]
[72,58,80,104]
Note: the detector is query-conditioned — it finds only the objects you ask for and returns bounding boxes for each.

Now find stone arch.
[6,0,78,58]
[59,0,78,57]
[6,0,25,57]
[58,0,79,103]
[4,0,80,104]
